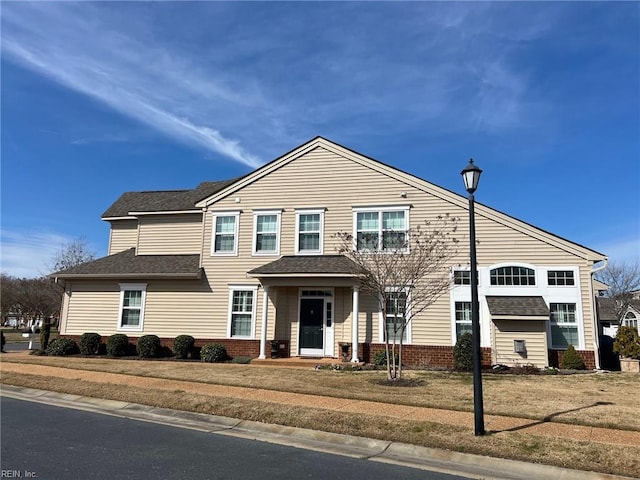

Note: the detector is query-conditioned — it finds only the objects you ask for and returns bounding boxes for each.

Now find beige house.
[52,137,607,369]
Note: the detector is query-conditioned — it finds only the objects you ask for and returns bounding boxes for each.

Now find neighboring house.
[597,297,640,338]
[51,137,607,369]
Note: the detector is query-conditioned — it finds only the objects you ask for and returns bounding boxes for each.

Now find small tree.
[335,214,459,380]
[560,344,586,370]
[613,326,640,360]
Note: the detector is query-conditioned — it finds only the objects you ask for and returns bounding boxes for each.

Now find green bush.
[106,334,130,357]
[46,338,78,356]
[560,344,586,370]
[137,335,161,358]
[173,335,195,359]
[200,343,227,363]
[453,332,473,371]
[79,333,102,355]
[613,325,640,360]
[372,349,399,366]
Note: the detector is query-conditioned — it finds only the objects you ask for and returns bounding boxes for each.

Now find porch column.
[259,286,269,359]
[351,286,360,362]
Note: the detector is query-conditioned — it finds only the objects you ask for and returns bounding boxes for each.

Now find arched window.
[490,266,536,286]
[623,311,638,330]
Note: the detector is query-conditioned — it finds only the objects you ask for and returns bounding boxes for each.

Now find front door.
[299,298,324,355]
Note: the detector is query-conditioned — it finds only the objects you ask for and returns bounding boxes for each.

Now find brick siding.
[548,349,596,370]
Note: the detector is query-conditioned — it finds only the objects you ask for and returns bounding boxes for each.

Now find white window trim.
[352,205,410,253]
[227,285,258,339]
[295,209,325,255]
[252,210,282,256]
[117,283,147,332]
[211,211,240,256]
[488,262,538,287]
[378,287,412,344]
[453,300,472,342]
[548,302,581,349]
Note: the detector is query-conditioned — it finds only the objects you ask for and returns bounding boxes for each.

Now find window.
[296,210,324,254]
[548,270,575,286]
[455,301,472,340]
[453,270,471,285]
[354,207,409,252]
[623,312,638,330]
[118,283,147,331]
[212,212,239,255]
[550,303,578,348]
[253,211,281,255]
[490,266,535,286]
[228,286,258,338]
[385,291,408,342]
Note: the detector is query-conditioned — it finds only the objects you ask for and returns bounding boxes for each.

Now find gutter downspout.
[590,258,609,370]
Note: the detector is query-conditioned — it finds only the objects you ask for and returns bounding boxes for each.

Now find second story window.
[490,266,536,286]
[547,270,575,286]
[354,207,409,252]
[253,211,281,255]
[212,212,239,255]
[296,209,324,254]
[453,270,471,285]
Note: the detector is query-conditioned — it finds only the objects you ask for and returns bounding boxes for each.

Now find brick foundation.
[548,349,596,370]
[358,343,492,369]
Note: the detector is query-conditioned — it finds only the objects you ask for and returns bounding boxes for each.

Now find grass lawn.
[1,327,59,343]
[1,355,639,477]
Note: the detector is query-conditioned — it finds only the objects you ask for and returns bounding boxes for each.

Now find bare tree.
[1,274,20,326]
[335,214,460,380]
[596,260,640,324]
[50,237,96,273]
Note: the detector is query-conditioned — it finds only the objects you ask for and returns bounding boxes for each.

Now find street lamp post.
[461,159,485,436]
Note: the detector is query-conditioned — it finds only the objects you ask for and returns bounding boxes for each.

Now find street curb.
[0,385,632,480]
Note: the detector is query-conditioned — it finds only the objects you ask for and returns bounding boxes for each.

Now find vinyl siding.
[108,220,138,255]
[492,320,548,368]
[138,214,203,255]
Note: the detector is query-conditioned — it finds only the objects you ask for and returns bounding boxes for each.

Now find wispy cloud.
[0,229,73,278]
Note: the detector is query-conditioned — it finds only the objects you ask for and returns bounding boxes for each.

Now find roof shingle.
[249,255,359,276]
[486,296,550,317]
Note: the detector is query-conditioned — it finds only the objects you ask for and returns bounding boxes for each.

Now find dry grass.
[2,369,638,478]
[4,355,639,431]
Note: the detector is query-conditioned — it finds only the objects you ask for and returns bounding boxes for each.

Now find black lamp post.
[461,158,485,436]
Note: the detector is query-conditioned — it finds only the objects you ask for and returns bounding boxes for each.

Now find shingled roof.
[248,255,359,276]
[50,248,201,279]
[486,296,550,319]
[101,179,239,218]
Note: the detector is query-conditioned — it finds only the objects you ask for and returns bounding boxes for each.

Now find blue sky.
[1,1,638,278]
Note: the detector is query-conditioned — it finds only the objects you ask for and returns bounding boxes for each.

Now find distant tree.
[596,260,640,325]
[335,214,460,381]
[50,237,96,273]
[1,274,20,327]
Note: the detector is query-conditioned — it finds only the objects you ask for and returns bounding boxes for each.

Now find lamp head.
[461,159,482,194]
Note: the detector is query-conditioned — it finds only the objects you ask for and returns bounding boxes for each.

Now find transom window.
[253,211,281,255]
[455,301,472,340]
[547,270,575,286]
[118,283,147,331]
[550,303,578,348]
[385,291,408,342]
[354,207,409,252]
[228,287,258,338]
[453,270,471,285]
[212,212,239,255]
[296,210,324,254]
[490,266,536,286]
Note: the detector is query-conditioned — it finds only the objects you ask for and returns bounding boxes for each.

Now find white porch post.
[259,286,269,359]
[351,286,360,362]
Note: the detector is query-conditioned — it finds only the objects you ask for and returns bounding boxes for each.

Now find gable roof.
[102,179,239,218]
[597,297,640,323]
[194,136,606,262]
[50,248,201,280]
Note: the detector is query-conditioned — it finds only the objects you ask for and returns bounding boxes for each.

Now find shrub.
[372,349,399,366]
[613,325,640,360]
[106,334,130,357]
[200,343,227,363]
[453,332,473,371]
[46,338,78,356]
[137,335,161,358]
[173,335,195,359]
[561,344,586,370]
[79,333,102,355]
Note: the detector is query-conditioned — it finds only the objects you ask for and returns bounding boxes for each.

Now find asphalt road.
[0,397,470,480]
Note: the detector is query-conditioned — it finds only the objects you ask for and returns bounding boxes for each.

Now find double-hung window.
[455,301,472,340]
[384,290,408,342]
[550,303,579,348]
[212,212,239,255]
[354,206,409,252]
[118,283,147,331]
[253,211,281,255]
[296,209,324,254]
[228,286,258,338]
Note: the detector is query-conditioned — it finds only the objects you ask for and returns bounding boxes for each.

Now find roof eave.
[51,272,202,280]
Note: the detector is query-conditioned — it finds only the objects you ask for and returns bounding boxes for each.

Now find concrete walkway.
[1,357,639,449]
